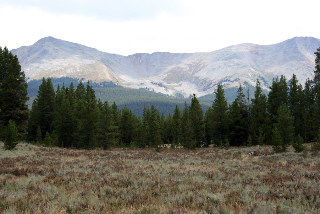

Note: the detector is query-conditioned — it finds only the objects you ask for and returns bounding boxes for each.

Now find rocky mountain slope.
[11,36,320,97]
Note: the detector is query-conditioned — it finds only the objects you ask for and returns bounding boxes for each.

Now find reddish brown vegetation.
[0,143,319,213]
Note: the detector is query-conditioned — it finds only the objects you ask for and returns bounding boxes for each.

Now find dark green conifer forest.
[1,47,320,152]
[0,47,29,141]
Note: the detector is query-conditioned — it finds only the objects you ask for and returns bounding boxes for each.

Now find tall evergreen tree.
[288,74,304,137]
[211,84,228,146]
[205,107,214,144]
[314,47,320,88]
[75,82,86,100]
[97,101,118,149]
[160,113,166,143]
[78,83,100,149]
[189,94,205,145]
[111,102,121,147]
[141,104,151,147]
[149,105,162,147]
[268,75,288,121]
[313,48,320,142]
[0,47,29,139]
[228,85,249,146]
[171,105,182,145]
[27,78,55,141]
[181,102,195,149]
[303,79,314,142]
[52,88,75,147]
[119,106,137,146]
[163,113,173,144]
[274,103,294,152]
[249,79,271,144]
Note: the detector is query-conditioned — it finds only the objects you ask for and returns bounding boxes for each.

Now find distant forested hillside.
[26,77,267,116]
[95,88,212,116]
[27,77,121,105]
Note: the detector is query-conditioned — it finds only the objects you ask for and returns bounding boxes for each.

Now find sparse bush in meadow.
[311,141,319,156]
[43,132,53,147]
[311,130,320,156]
[302,149,308,158]
[233,151,242,159]
[272,127,283,153]
[129,141,137,150]
[292,134,306,153]
[4,120,19,150]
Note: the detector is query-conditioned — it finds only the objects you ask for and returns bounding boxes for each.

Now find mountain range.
[11,36,320,98]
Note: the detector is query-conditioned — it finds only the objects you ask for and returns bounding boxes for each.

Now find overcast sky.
[0,0,319,56]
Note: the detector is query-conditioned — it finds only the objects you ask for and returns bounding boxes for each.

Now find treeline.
[28,70,320,152]
[27,78,206,149]
[27,77,259,117]
[1,45,320,153]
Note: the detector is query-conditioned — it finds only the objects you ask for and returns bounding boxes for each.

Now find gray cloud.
[3,0,183,21]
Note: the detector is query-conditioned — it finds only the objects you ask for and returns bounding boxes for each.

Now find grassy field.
[0,143,320,214]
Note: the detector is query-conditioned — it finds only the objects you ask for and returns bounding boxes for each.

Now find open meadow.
[0,143,320,214]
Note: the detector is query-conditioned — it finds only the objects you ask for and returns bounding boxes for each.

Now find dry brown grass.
[0,142,320,213]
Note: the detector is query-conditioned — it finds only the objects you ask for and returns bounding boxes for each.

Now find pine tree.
[288,74,304,137]
[120,106,137,146]
[97,101,118,149]
[163,113,173,144]
[292,134,306,153]
[303,79,314,142]
[314,47,320,88]
[249,79,271,144]
[313,48,320,142]
[0,47,29,139]
[205,107,214,144]
[77,83,100,149]
[44,132,53,147]
[172,105,182,146]
[27,99,40,141]
[228,85,249,146]
[75,82,86,100]
[160,113,166,143]
[274,103,294,152]
[190,94,205,145]
[149,105,162,148]
[268,75,288,121]
[4,120,19,150]
[53,89,74,147]
[211,84,228,146]
[27,78,55,141]
[181,102,196,149]
[111,102,121,147]
[141,104,151,147]
[272,127,283,153]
